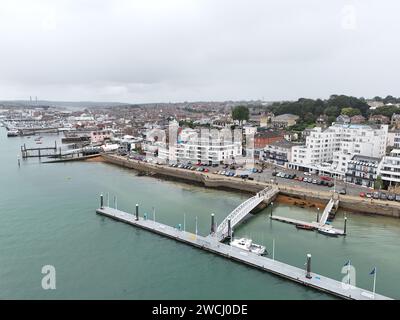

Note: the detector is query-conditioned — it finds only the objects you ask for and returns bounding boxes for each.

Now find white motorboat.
[317,226,339,237]
[7,129,19,137]
[230,238,267,255]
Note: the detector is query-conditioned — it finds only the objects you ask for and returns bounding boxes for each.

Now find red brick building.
[254,131,285,149]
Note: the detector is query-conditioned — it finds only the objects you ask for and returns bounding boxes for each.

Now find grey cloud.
[0,0,400,103]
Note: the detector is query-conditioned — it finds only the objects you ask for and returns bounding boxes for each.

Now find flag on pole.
[370,267,376,275]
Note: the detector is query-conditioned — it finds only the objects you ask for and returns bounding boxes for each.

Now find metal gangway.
[319,198,338,226]
[214,186,279,241]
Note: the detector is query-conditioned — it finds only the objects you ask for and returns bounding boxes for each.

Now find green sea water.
[0,128,399,299]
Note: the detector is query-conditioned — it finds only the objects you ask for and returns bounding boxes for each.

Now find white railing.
[319,198,335,225]
[216,186,278,239]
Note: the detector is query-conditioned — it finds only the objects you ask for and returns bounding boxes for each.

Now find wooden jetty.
[96,200,391,300]
[20,141,58,159]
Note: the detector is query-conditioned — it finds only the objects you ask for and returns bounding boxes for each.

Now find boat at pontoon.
[317,226,339,237]
[7,129,19,137]
[230,238,267,255]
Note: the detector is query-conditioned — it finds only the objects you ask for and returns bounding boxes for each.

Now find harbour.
[95,204,390,300]
[1,129,400,299]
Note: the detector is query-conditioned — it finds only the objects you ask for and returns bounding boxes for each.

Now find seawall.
[101,154,400,218]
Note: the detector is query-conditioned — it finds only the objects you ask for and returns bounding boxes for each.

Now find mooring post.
[135,204,139,221]
[317,207,320,223]
[144,213,147,221]
[344,216,347,235]
[17,156,20,167]
[227,218,232,240]
[113,196,116,209]
[55,140,57,150]
[306,254,312,279]
[100,194,104,209]
[211,213,215,234]
[270,201,274,217]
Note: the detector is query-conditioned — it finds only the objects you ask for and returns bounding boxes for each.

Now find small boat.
[318,226,339,237]
[230,238,267,255]
[7,129,19,137]
[295,224,314,231]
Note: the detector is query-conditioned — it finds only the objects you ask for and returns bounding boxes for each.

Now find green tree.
[324,106,340,117]
[341,107,361,117]
[232,105,249,124]
[374,175,383,190]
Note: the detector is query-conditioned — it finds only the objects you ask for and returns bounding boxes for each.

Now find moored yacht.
[230,238,267,255]
[7,129,19,137]
[317,226,339,237]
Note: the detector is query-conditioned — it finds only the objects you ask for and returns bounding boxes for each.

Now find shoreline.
[100,154,400,218]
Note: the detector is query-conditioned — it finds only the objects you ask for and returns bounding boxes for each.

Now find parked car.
[303,172,311,176]
[339,189,347,195]
[380,193,387,200]
[366,193,372,198]
[373,192,380,199]
[320,176,332,181]
[248,177,254,180]
[387,194,395,201]
[395,194,400,202]
[359,192,366,198]
[312,179,317,184]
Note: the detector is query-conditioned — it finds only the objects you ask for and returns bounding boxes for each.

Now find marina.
[95,203,391,300]
[1,129,399,300]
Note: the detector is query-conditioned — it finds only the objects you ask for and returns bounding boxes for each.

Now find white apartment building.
[158,128,242,164]
[289,124,388,178]
[387,130,400,148]
[378,149,400,188]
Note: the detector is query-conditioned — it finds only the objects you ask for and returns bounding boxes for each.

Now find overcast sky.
[0,0,399,103]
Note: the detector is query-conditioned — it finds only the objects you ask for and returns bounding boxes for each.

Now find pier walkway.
[270,196,344,235]
[270,215,345,235]
[96,205,391,300]
[319,198,339,225]
[215,186,279,241]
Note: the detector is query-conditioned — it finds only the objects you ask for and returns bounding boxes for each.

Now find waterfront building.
[158,128,242,164]
[254,131,285,150]
[260,140,295,167]
[387,130,400,148]
[378,149,400,188]
[345,155,380,188]
[289,124,388,178]
[90,129,114,143]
